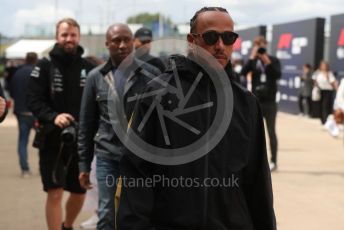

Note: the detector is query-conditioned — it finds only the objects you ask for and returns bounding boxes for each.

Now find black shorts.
[39,140,86,194]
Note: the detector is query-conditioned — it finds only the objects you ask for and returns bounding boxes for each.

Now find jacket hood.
[49,43,84,62]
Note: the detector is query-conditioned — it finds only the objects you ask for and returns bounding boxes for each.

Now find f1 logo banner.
[277,33,308,58]
[271,18,325,114]
[329,13,344,78]
[232,26,266,61]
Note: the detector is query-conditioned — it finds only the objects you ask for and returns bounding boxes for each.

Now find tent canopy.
[5,39,55,59]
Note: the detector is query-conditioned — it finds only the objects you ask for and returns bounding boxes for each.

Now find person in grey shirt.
[298,63,313,117]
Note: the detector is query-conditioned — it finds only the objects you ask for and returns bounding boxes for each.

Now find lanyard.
[256,59,265,73]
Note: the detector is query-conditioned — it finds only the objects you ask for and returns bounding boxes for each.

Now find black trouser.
[320,90,334,124]
[261,102,278,164]
[298,95,311,116]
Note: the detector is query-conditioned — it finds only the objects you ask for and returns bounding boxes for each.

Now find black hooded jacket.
[27,44,95,123]
[117,55,276,230]
[27,44,95,148]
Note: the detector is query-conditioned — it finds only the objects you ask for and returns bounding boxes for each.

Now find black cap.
[134,27,152,42]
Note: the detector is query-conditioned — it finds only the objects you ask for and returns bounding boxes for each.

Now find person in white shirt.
[324,78,344,137]
[312,60,338,124]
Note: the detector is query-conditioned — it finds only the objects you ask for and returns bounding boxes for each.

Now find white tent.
[5,39,55,59]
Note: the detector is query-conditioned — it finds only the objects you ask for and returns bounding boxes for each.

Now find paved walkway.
[0,112,343,229]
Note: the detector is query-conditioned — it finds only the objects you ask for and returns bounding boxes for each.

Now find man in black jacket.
[134,27,166,73]
[78,23,160,230]
[117,7,276,230]
[27,18,95,230]
[0,82,7,123]
[241,36,281,172]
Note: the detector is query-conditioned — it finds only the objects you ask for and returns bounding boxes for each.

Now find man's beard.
[188,47,225,69]
[61,42,78,54]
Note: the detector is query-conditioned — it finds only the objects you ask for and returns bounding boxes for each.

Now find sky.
[1,0,344,37]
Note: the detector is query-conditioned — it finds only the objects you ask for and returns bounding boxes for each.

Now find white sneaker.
[324,118,340,137]
[80,213,98,229]
[269,162,277,172]
[21,171,32,178]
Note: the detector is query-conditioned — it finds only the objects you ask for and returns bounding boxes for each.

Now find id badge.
[260,73,267,83]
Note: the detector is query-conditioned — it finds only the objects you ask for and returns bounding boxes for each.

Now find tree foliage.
[127,12,172,26]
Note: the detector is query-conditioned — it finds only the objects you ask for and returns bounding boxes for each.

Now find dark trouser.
[261,102,278,164]
[298,96,311,116]
[16,114,35,171]
[320,90,334,124]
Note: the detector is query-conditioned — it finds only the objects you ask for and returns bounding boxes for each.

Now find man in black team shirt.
[27,18,95,230]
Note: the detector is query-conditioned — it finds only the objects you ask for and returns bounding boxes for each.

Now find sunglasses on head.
[192,30,239,46]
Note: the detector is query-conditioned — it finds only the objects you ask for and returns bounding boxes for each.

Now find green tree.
[127,12,172,27]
